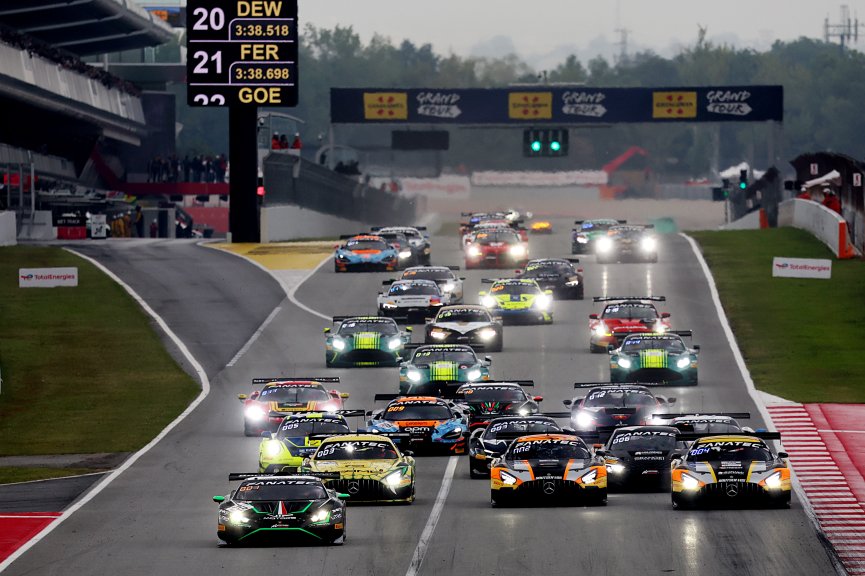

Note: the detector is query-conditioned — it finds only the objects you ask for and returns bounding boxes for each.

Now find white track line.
[405,455,459,576]
[226,306,283,367]
[0,249,212,575]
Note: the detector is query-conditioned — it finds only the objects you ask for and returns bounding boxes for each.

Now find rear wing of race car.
[592,296,666,303]
[331,315,391,324]
[401,343,486,354]
[228,471,341,481]
[457,380,534,388]
[609,329,693,341]
[574,381,672,388]
[336,410,367,418]
[653,412,751,420]
[252,377,340,385]
[675,431,781,442]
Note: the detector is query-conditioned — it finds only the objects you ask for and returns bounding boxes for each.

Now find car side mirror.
[459,277,466,281]
[563,399,572,406]
[406,326,413,332]
[261,431,272,438]
[693,345,700,351]
[778,452,788,459]
[212,495,225,503]
[479,290,487,296]
[339,392,350,399]
[544,290,553,295]
[323,327,331,334]
[562,427,576,434]
[514,269,522,275]
[589,313,598,320]
[237,394,248,401]
[577,268,583,273]
[533,395,543,402]
[403,450,414,457]
[484,356,492,365]
[661,312,671,318]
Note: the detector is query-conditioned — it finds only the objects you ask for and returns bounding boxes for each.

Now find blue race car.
[367,394,468,454]
[399,344,491,397]
[334,234,399,272]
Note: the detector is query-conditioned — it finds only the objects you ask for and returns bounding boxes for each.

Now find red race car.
[588,296,671,353]
[465,229,529,269]
[237,377,349,436]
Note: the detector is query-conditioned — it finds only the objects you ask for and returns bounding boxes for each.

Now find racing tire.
[589,344,607,354]
[330,531,346,546]
[490,492,508,508]
[325,355,334,368]
[671,494,692,510]
[487,337,503,353]
[243,421,257,437]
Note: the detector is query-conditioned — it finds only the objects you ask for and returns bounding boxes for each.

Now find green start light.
[531,140,542,153]
[739,181,747,190]
[550,141,561,152]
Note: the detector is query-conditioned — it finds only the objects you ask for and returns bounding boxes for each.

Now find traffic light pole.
[228,105,260,243]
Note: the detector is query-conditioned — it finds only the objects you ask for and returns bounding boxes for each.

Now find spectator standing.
[271,133,280,150]
[279,134,289,149]
[134,205,144,238]
[822,190,842,215]
[796,187,812,200]
[290,132,302,150]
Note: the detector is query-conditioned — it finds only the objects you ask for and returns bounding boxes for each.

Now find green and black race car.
[324,316,412,367]
[479,278,553,324]
[609,332,699,385]
[214,472,348,546]
[399,344,491,397]
[571,219,626,254]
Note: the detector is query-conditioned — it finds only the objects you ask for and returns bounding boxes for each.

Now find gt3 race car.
[671,433,790,509]
[303,434,416,503]
[609,332,699,385]
[399,344,491,396]
[367,395,467,454]
[400,266,464,304]
[214,472,347,546]
[372,226,431,265]
[564,383,677,439]
[589,296,670,352]
[334,234,399,272]
[372,230,415,268]
[468,415,567,478]
[454,381,542,430]
[515,258,584,300]
[595,224,658,263]
[480,278,553,324]
[490,434,607,506]
[599,425,679,489]
[238,378,349,436]
[425,305,503,352]
[258,412,362,473]
[324,316,411,367]
[378,279,446,321]
[571,219,625,254]
[465,229,529,269]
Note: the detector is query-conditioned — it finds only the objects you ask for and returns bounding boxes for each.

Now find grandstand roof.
[0,0,174,56]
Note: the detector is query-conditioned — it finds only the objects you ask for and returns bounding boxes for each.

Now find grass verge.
[690,228,865,403]
[0,246,200,482]
[0,467,106,485]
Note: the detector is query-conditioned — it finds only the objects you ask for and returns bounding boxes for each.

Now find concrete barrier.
[16,211,56,241]
[261,205,366,242]
[721,208,768,230]
[0,211,16,246]
[778,199,858,259]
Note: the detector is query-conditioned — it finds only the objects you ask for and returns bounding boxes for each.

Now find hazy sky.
[300,1,864,66]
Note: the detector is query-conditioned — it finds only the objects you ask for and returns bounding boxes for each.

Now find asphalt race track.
[4,223,838,575]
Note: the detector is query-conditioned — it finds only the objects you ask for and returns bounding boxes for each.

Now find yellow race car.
[258,411,363,473]
[303,434,415,503]
[671,433,790,509]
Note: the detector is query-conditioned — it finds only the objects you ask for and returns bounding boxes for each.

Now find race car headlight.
[616,357,632,369]
[608,463,625,474]
[596,237,613,253]
[681,473,701,491]
[319,403,338,413]
[594,324,611,337]
[382,302,399,309]
[467,246,482,258]
[467,369,482,381]
[336,253,349,261]
[309,507,330,523]
[229,511,250,524]
[332,338,346,351]
[407,369,422,382]
[575,411,595,429]
[580,469,598,484]
[478,328,497,341]
[565,279,580,286]
[677,357,691,369]
[655,323,668,333]
[264,441,282,457]
[384,470,404,487]
[388,337,402,350]
[442,282,455,292]
[442,426,463,438]
[481,295,498,309]
[534,294,552,310]
[399,250,412,259]
[517,407,530,416]
[641,237,657,252]
[509,244,527,258]
[244,406,266,421]
[430,329,449,340]
[764,471,782,489]
[500,471,518,485]
[577,235,589,244]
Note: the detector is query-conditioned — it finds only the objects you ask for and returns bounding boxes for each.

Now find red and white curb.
[768,404,865,575]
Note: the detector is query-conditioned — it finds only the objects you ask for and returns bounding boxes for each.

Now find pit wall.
[260,205,366,242]
[0,211,16,245]
[778,198,859,258]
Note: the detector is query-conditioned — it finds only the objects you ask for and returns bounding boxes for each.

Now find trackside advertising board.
[19,267,79,288]
[772,258,832,279]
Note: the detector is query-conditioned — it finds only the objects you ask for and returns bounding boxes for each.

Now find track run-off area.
[1,217,845,576]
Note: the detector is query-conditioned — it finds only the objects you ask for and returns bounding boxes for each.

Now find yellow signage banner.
[508,92,553,120]
[363,92,408,120]
[653,91,697,119]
